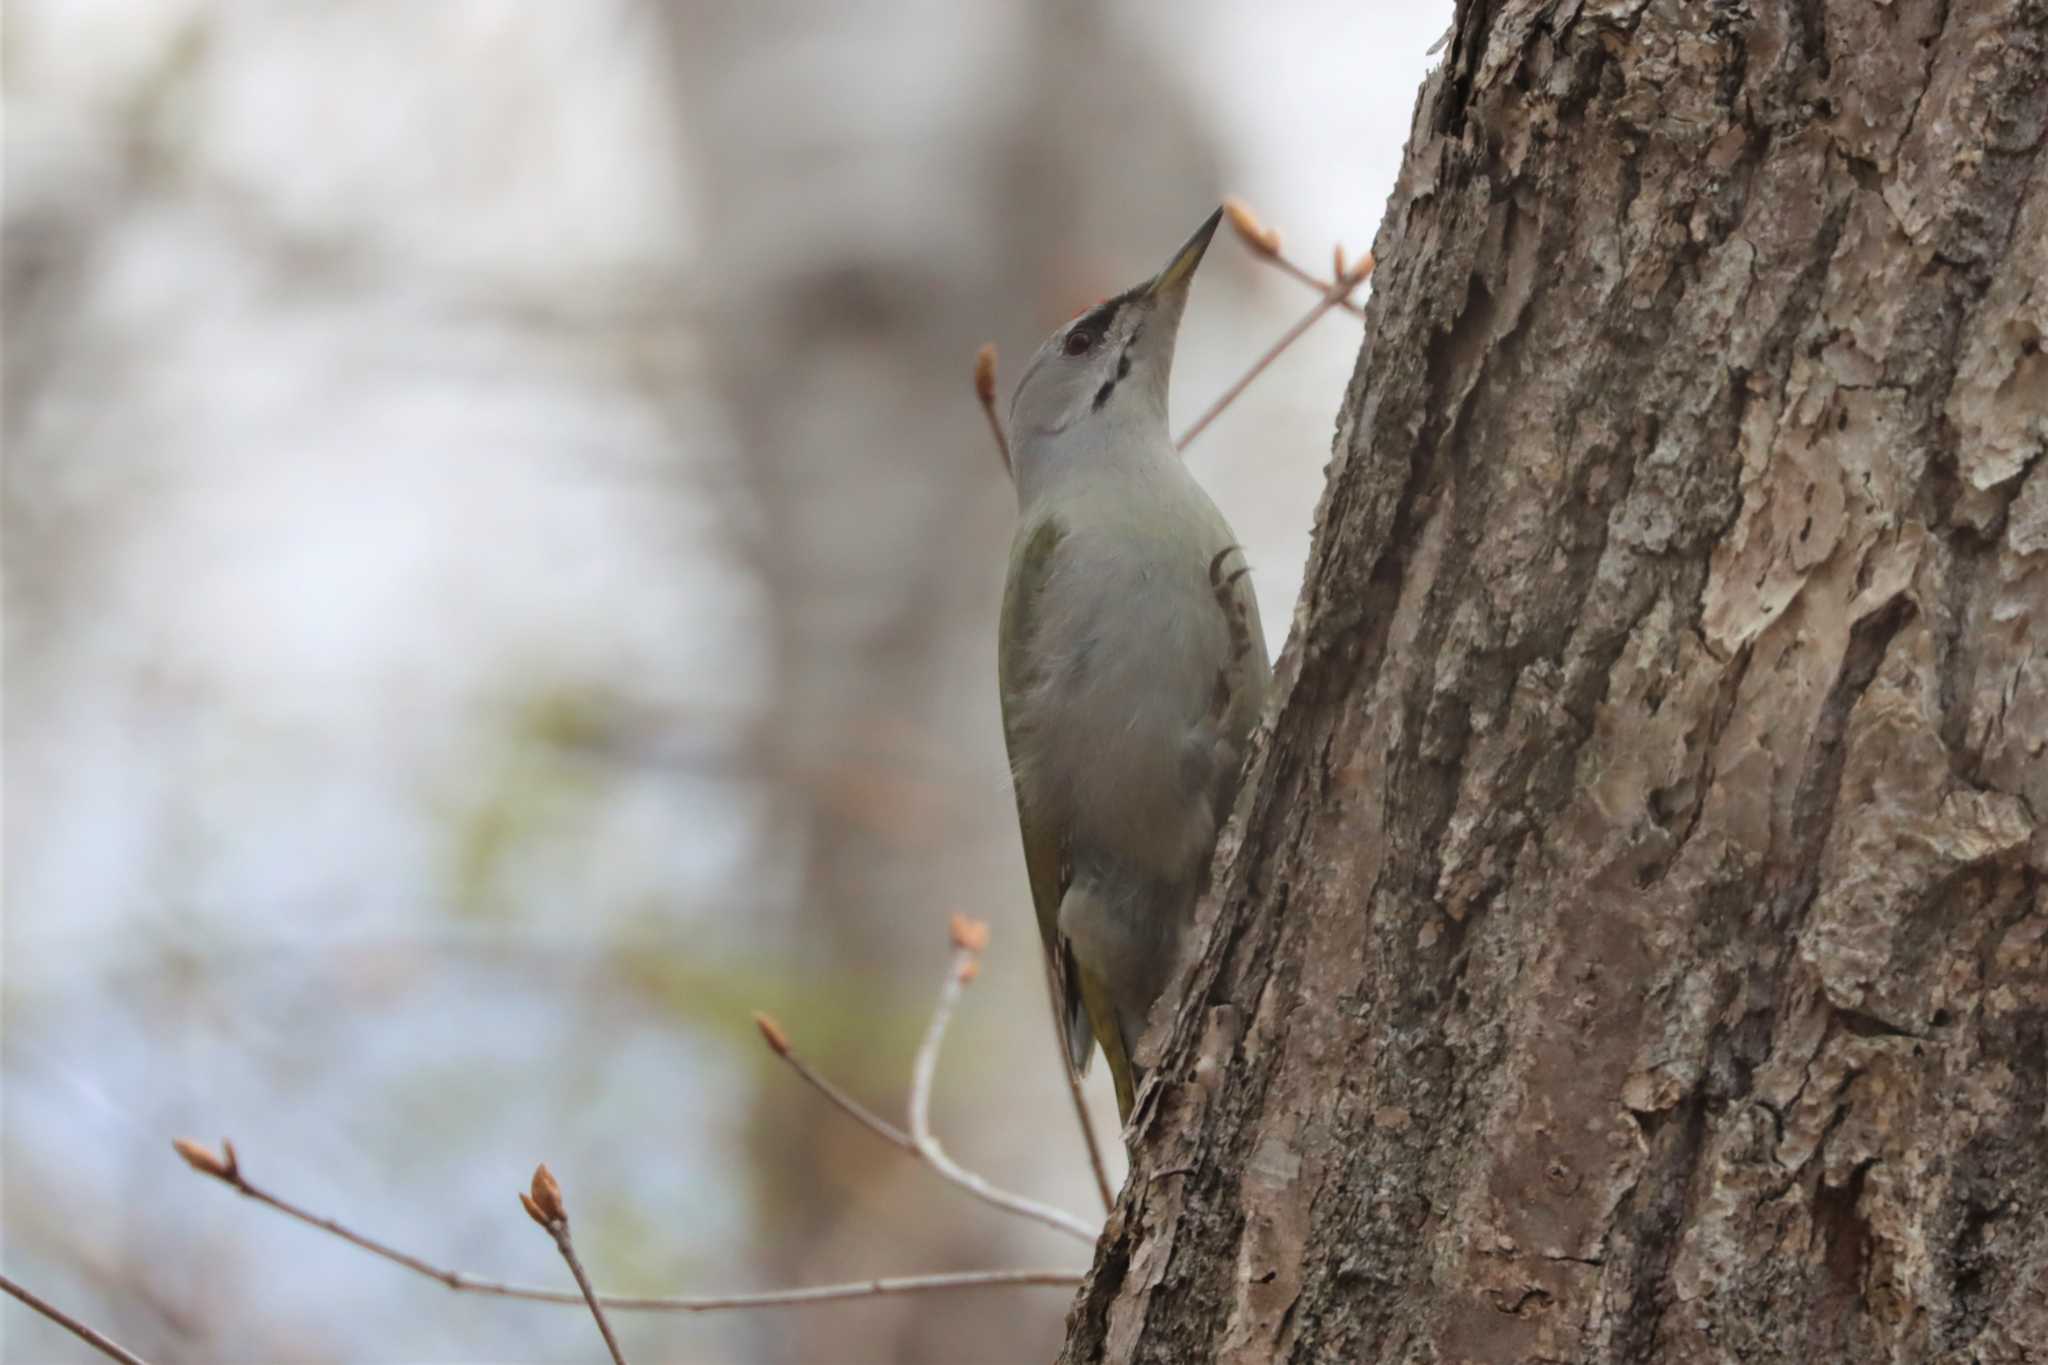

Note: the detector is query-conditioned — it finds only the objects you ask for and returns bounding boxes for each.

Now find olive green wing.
[998,514,1134,1112]
[1205,541,1274,825]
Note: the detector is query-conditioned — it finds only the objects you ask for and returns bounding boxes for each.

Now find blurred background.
[1,3,1443,1361]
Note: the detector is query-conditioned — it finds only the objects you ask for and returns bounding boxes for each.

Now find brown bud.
[948,913,990,954]
[1223,196,1280,257]
[220,1138,239,1176]
[1351,251,1376,284]
[754,1011,791,1057]
[973,344,998,407]
[173,1137,229,1179]
[519,1191,549,1229]
[528,1162,566,1227]
[1332,244,1348,280]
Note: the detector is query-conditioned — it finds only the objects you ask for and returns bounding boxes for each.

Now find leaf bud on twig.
[753,1011,791,1057]
[1224,196,1281,257]
[948,914,990,954]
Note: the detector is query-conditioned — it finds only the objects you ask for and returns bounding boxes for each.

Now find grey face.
[1007,286,1162,441]
[1006,208,1222,447]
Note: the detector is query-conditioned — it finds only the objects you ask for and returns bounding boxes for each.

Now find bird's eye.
[1063,329,1096,357]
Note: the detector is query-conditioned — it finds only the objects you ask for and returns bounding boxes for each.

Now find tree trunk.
[1062,1,2047,1361]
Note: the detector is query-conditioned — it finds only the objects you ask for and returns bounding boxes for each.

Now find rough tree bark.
[1061,1,2046,1362]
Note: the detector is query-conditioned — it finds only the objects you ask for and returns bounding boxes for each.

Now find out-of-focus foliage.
[2,2,1444,1360]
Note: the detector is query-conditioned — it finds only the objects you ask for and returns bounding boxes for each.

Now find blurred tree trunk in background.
[659,3,1218,1360]
[1065,1,2046,1361]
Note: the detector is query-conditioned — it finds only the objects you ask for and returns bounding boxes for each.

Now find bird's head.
[1006,207,1221,468]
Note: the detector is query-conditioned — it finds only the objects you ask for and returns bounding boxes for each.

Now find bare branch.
[754,1011,916,1152]
[975,344,1013,477]
[1176,251,1377,453]
[1060,1057,1116,1214]
[569,1268,1084,1311]
[518,1163,629,1365]
[1258,249,1369,317]
[906,922,1098,1244]
[1223,195,1367,317]
[176,1136,468,1289]
[172,1138,1081,1312]
[1042,957,1118,1213]
[1,1272,154,1365]
[756,921,1101,1243]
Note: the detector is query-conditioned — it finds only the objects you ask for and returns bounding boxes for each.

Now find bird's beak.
[1145,206,1224,300]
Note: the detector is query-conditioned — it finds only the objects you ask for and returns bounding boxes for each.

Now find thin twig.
[177,1136,474,1291]
[1,1273,154,1365]
[519,1164,628,1365]
[172,1138,1080,1312]
[1060,1041,1118,1215]
[1041,957,1117,1213]
[581,1267,1082,1309]
[556,1238,628,1362]
[905,921,1098,1244]
[974,344,1012,477]
[1223,195,1367,316]
[754,1013,915,1151]
[1260,249,1368,317]
[757,921,1101,1242]
[1176,253,1376,453]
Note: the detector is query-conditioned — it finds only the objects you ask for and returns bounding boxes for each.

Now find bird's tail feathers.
[1050,941,1095,1077]
[1048,941,1097,1080]
[1063,986,1095,1077]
